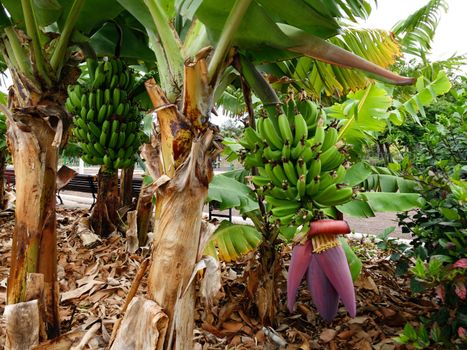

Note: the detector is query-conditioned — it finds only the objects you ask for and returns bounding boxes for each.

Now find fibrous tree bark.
[4,98,71,339]
[120,165,135,207]
[0,151,5,209]
[89,168,120,236]
[113,49,220,348]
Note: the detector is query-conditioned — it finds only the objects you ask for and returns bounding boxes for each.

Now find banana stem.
[144,0,183,100]
[4,27,33,78]
[21,0,52,86]
[208,0,253,84]
[50,0,86,76]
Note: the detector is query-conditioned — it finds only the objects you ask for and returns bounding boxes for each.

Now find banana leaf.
[204,220,262,262]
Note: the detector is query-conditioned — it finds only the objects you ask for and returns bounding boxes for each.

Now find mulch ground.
[0,208,439,349]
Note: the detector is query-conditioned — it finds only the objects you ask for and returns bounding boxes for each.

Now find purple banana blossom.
[287,240,312,312]
[286,220,356,321]
[307,256,339,322]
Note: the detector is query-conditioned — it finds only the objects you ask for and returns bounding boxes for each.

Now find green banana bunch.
[66,57,141,172]
[239,98,355,229]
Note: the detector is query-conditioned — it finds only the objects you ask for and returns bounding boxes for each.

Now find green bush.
[395,81,467,348]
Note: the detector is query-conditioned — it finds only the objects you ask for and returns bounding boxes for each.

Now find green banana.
[272,164,287,183]
[97,104,107,124]
[264,195,295,208]
[104,89,111,104]
[313,186,353,207]
[92,63,105,89]
[88,92,96,110]
[103,154,111,168]
[281,143,291,161]
[88,122,101,139]
[242,127,262,149]
[265,163,282,187]
[86,109,95,123]
[124,133,136,148]
[271,203,300,217]
[307,157,321,183]
[306,179,320,196]
[263,146,282,162]
[269,187,291,200]
[68,88,81,109]
[117,132,126,148]
[283,161,298,185]
[320,145,344,171]
[321,127,338,152]
[298,100,319,127]
[277,114,293,145]
[93,142,105,157]
[251,176,271,187]
[96,89,103,108]
[296,159,307,179]
[310,125,325,149]
[113,88,121,108]
[291,140,305,160]
[263,117,283,150]
[297,175,306,199]
[293,113,308,146]
[115,103,125,116]
[99,131,108,147]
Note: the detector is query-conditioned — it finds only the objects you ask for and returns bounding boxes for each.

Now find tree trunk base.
[110,296,168,350]
[247,243,281,325]
[90,169,120,237]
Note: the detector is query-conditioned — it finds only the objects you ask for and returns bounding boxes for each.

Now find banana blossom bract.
[287,219,356,322]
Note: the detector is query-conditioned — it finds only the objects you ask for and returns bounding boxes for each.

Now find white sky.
[364,0,467,61]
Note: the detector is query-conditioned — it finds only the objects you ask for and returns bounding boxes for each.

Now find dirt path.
[345,212,405,238]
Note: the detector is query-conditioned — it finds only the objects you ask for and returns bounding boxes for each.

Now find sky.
[363,0,467,61]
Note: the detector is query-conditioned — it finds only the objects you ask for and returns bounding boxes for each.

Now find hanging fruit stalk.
[240,98,358,322]
[65,58,143,236]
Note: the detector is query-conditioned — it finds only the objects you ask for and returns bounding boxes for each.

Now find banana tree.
[108,0,416,348]
[0,0,146,343]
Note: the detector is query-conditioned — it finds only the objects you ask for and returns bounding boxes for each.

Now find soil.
[0,208,437,349]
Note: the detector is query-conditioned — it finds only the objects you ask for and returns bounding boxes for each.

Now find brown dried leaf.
[319,328,336,343]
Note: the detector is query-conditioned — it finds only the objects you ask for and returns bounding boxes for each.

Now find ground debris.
[0,208,435,349]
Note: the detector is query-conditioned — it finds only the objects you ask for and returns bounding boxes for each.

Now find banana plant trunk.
[6,103,68,340]
[89,167,120,236]
[136,187,153,246]
[120,165,134,207]
[0,151,5,209]
[148,162,209,349]
[251,241,280,325]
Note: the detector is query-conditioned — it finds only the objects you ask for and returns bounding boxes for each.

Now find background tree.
[0,0,151,342]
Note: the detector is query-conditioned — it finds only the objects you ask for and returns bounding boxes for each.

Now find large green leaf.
[204,220,262,262]
[89,20,155,61]
[339,237,362,282]
[58,0,124,34]
[207,174,259,214]
[364,174,418,193]
[398,70,451,124]
[358,192,424,212]
[291,28,403,97]
[327,84,392,146]
[344,162,373,186]
[337,200,375,218]
[392,0,448,57]
[33,0,63,27]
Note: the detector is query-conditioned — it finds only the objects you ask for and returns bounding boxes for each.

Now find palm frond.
[290,28,402,98]
[392,0,448,57]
